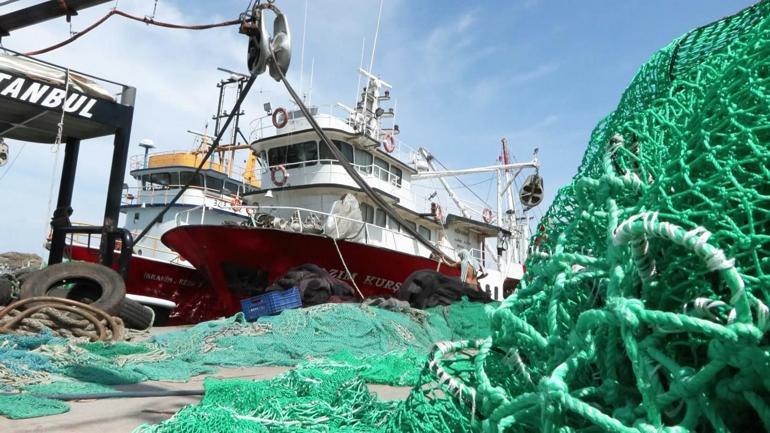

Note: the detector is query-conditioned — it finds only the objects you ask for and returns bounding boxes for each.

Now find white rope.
[44,69,71,243]
[330,236,365,300]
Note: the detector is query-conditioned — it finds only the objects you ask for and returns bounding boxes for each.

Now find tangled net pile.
[440,2,770,432]
[0,300,492,420]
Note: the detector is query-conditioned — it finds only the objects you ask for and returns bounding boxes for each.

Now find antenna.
[308,57,315,104]
[299,0,308,99]
[355,38,365,103]
[368,0,384,73]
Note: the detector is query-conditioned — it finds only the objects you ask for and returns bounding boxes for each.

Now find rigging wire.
[24,9,242,56]
[134,74,257,244]
[431,155,495,210]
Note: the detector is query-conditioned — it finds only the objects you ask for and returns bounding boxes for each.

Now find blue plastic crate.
[240,287,302,321]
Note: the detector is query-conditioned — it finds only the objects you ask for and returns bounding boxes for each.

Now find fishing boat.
[65,66,543,323]
[159,67,544,314]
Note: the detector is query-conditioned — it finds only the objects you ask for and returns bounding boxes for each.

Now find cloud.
[507,62,560,85]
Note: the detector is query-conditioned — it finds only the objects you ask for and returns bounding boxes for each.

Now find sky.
[0,0,758,257]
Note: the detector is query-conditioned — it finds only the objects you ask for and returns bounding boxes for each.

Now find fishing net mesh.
[0,300,493,420]
[448,2,770,432]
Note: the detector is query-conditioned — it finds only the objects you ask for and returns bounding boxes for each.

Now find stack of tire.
[15,262,155,330]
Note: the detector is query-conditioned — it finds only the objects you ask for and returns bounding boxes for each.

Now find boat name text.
[0,73,97,118]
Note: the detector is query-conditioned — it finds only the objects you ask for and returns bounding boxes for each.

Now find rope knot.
[538,376,569,404]
[610,298,642,330]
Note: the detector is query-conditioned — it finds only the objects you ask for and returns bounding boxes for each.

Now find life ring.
[271,164,289,186]
[382,133,395,153]
[482,208,494,223]
[431,202,444,222]
[272,107,288,129]
[231,196,242,212]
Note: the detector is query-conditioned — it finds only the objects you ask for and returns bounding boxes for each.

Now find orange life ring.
[482,208,494,223]
[382,133,395,153]
[231,196,242,212]
[272,107,288,129]
[271,164,289,186]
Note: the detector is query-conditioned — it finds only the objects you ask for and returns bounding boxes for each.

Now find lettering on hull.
[327,268,401,292]
[143,272,204,288]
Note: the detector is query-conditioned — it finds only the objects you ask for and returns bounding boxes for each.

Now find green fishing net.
[0,300,493,420]
[137,2,770,432]
[435,2,770,432]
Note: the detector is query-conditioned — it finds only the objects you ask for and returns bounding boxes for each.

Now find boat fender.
[231,196,243,212]
[431,202,444,222]
[272,107,288,129]
[382,133,395,153]
[271,164,289,186]
[482,208,494,224]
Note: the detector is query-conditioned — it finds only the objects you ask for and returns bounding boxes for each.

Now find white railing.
[256,160,409,193]
[66,226,187,264]
[122,185,243,210]
[243,205,429,257]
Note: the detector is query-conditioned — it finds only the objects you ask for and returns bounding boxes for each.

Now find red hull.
[161,225,461,310]
[68,245,227,324]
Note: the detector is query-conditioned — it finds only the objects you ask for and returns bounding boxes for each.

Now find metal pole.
[48,137,81,265]
[100,87,135,266]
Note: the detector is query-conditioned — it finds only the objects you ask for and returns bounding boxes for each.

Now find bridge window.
[298,141,318,166]
[355,148,373,174]
[374,157,389,182]
[319,142,335,163]
[268,146,287,166]
[179,172,204,188]
[391,166,402,188]
[205,176,223,192]
[333,140,354,163]
[360,203,374,224]
[375,208,387,227]
[401,220,417,233]
[418,225,432,241]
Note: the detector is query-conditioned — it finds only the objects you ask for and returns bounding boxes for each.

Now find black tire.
[119,298,155,330]
[20,262,126,315]
[0,275,14,306]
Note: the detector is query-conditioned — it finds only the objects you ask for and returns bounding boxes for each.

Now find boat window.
[149,173,170,187]
[401,220,417,234]
[179,172,204,188]
[360,203,375,224]
[387,213,400,231]
[355,149,373,174]
[298,141,318,166]
[223,181,240,195]
[374,157,389,182]
[391,166,403,188]
[285,143,301,166]
[268,146,288,166]
[319,141,336,164]
[418,225,432,241]
[375,208,387,227]
[168,172,180,187]
[258,150,268,169]
[206,176,224,192]
[333,140,354,163]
